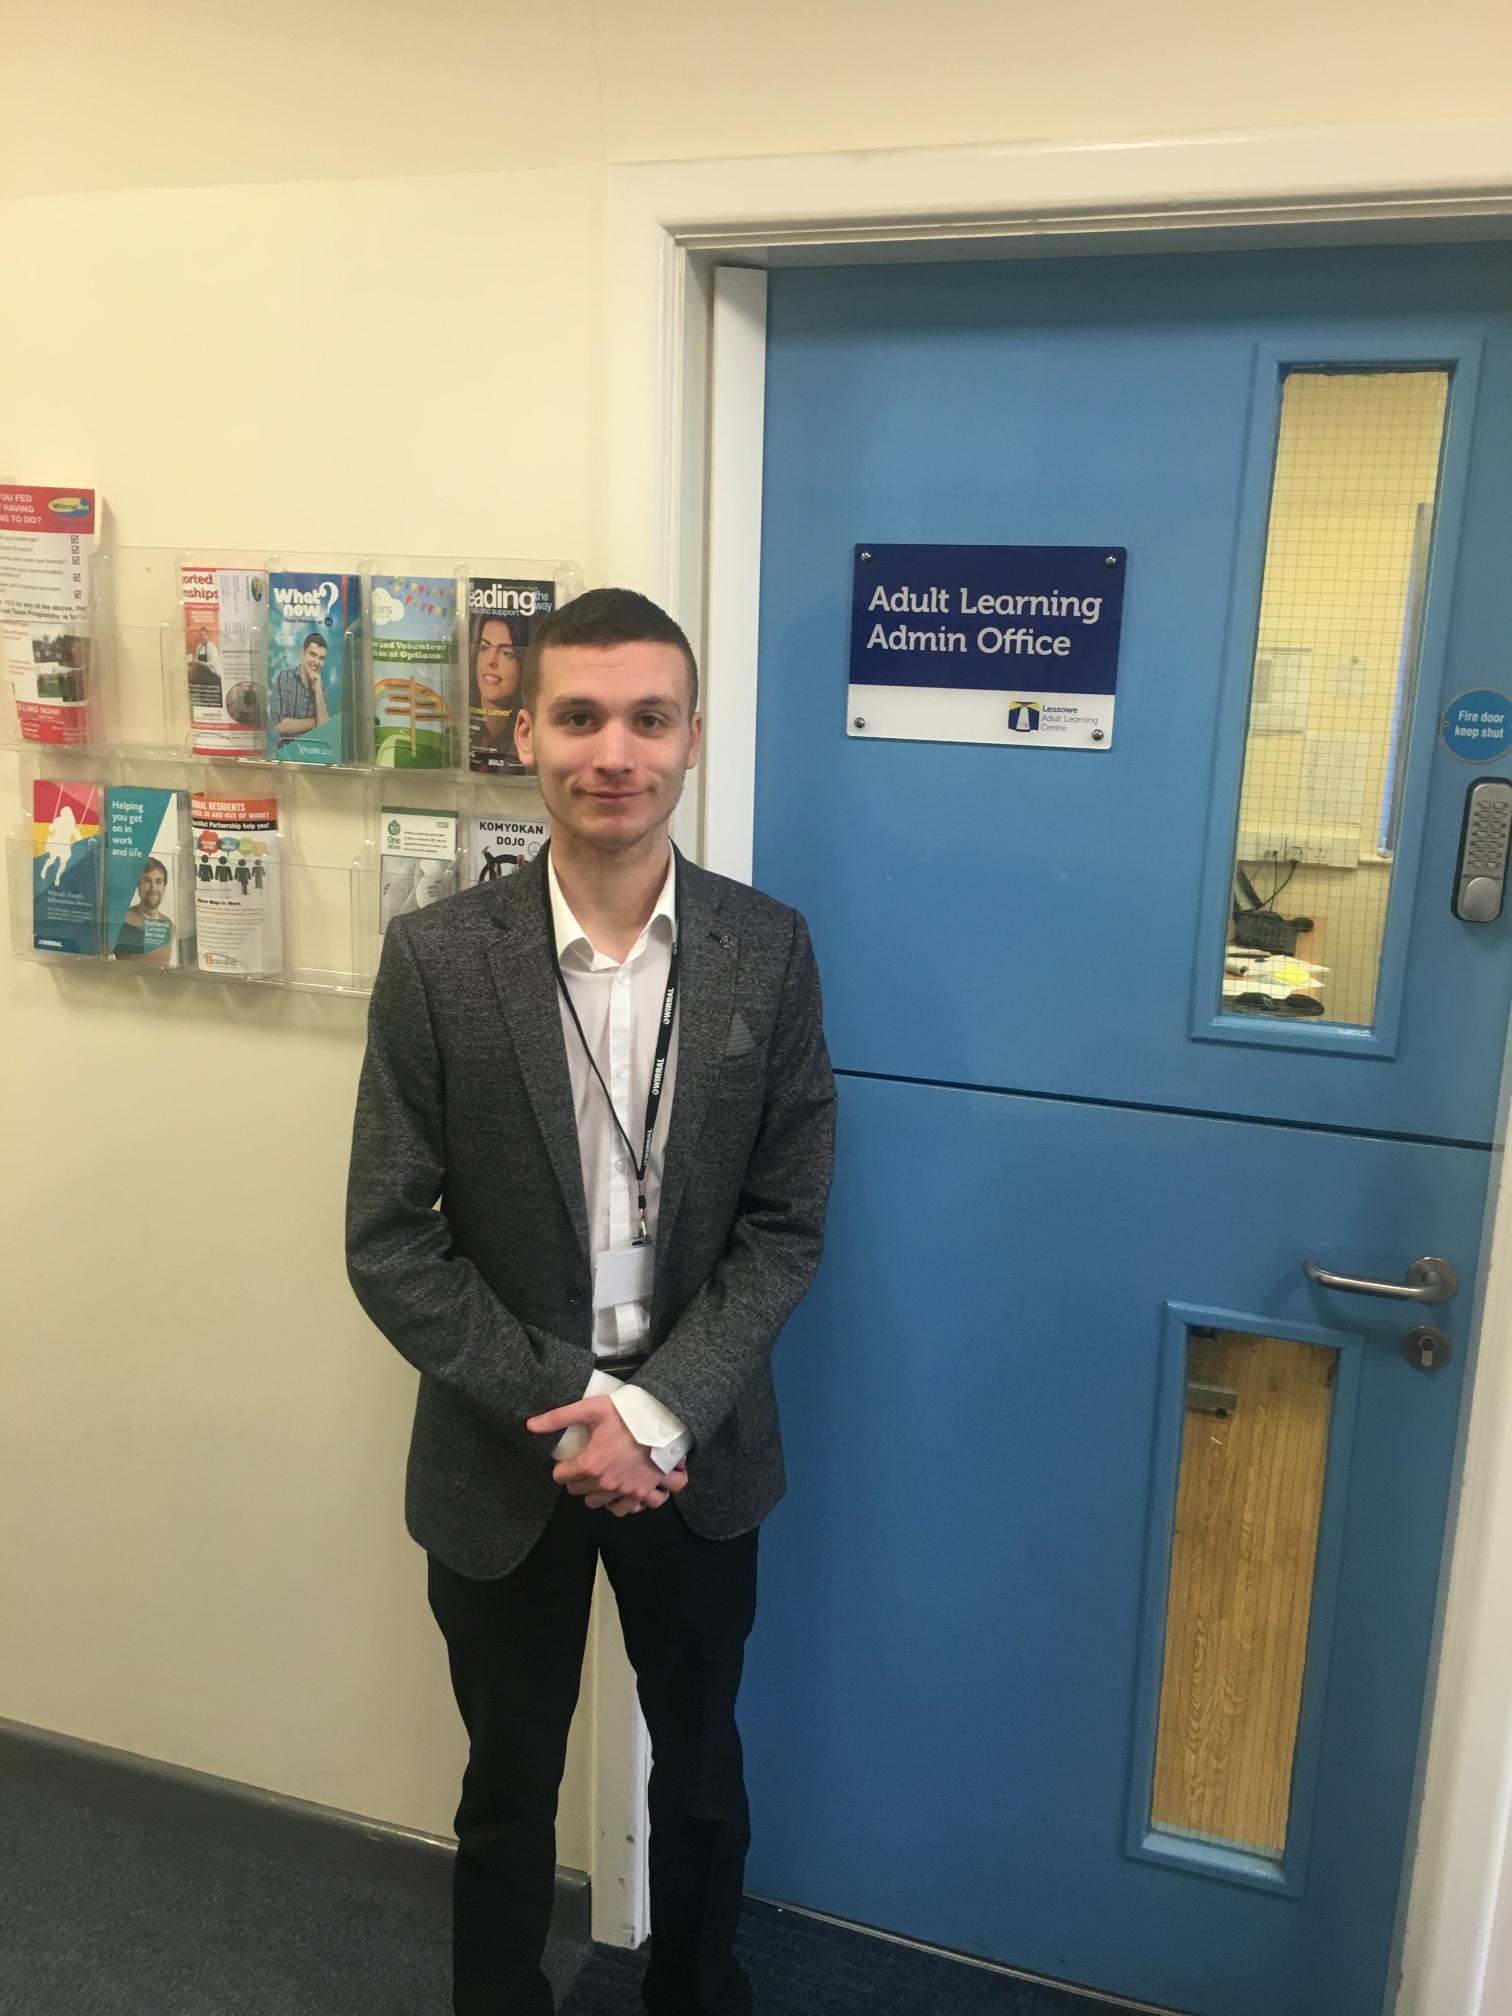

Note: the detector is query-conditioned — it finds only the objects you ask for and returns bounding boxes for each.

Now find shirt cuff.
[609,1386,694,1473]
[549,1371,693,1474]
[550,1367,623,1462]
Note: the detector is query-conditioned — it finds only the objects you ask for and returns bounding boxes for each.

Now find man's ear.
[686,709,704,769]
[514,708,536,768]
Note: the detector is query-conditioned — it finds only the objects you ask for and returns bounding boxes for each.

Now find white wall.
[4,0,1511,1894]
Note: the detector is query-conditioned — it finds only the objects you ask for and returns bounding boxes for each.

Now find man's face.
[300,639,327,681]
[138,866,166,913]
[516,641,701,855]
[475,621,520,702]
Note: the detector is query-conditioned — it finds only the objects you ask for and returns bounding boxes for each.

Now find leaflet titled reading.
[466,577,553,776]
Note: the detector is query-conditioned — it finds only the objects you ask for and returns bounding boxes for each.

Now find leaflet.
[471,814,548,885]
[372,574,458,770]
[2,486,96,746]
[265,572,360,764]
[379,807,459,940]
[106,787,195,967]
[32,777,103,955]
[465,576,554,775]
[181,565,267,757]
[190,792,283,976]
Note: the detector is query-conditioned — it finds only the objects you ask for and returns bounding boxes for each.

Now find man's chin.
[560,802,674,854]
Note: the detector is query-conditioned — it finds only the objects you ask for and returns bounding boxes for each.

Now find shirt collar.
[547,847,676,970]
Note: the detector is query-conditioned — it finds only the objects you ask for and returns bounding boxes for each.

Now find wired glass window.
[1223,369,1449,1028]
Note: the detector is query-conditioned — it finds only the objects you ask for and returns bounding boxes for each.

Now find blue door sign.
[1442,688,1512,761]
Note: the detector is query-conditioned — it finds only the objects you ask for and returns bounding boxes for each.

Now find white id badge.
[592,1240,656,1311]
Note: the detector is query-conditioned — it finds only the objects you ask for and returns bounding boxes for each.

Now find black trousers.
[427,1494,760,2016]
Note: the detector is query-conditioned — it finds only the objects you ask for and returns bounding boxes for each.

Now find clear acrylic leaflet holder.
[5,546,579,997]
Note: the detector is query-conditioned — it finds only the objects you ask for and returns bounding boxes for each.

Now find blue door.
[740,245,1512,2016]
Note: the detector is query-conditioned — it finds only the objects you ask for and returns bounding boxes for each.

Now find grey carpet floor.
[0,1779,1147,2014]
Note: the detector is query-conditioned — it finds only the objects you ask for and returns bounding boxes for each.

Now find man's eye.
[637,714,667,730]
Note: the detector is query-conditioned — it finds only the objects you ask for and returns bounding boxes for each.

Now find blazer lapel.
[483,856,590,1262]
[656,856,737,1270]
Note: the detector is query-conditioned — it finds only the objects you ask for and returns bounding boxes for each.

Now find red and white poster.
[1,485,97,746]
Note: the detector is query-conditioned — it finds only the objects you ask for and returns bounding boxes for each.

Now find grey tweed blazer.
[345,847,837,1580]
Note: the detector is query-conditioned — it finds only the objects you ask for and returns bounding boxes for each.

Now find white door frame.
[597,123,1512,2015]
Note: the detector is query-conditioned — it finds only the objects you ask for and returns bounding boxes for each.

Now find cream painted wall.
[5,0,1512,199]
[0,164,601,1864]
[4,0,1510,1899]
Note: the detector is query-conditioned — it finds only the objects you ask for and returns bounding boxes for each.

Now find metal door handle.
[1303,1255,1458,1305]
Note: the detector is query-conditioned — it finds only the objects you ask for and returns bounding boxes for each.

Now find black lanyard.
[548,853,680,1244]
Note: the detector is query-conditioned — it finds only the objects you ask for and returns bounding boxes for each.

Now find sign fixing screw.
[852,716,868,730]
[1104,553,1119,568]
[859,549,873,564]
[1091,728,1106,742]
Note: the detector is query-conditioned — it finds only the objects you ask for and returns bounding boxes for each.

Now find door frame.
[599,122,1512,2016]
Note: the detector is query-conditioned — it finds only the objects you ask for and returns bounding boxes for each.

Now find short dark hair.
[521,588,698,716]
[142,856,166,878]
[301,631,327,653]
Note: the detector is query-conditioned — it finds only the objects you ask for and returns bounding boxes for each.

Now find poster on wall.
[1,486,97,746]
[847,542,1126,750]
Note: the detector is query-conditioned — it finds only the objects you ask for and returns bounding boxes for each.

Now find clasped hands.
[527,1395,689,1517]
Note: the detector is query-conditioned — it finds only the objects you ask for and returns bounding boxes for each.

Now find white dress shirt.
[547,850,694,1475]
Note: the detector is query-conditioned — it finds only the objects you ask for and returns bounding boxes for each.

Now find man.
[346,587,836,2016]
[272,630,329,747]
[113,855,175,963]
[188,623,223,710]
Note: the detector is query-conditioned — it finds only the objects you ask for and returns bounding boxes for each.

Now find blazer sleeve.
[345,917,593,1437]
[627,910,837,1449]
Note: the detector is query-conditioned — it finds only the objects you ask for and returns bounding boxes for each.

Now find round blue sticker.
[1442,689,1512,762]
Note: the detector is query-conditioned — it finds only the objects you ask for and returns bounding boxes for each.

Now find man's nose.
[594,721,635,770]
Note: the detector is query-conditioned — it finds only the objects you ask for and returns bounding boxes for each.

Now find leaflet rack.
[5,545,577,998]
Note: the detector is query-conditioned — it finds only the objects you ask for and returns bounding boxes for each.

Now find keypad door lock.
[1403,1325,1453,1372]
[1453,777,1512,922]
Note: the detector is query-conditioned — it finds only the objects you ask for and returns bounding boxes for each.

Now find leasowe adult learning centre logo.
[1008,701,1041,733]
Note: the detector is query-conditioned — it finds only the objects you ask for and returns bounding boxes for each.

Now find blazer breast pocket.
[713,1042,768,1097]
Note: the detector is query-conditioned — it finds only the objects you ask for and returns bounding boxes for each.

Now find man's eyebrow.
[547,693,684,714]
